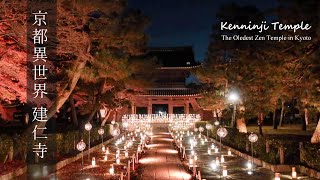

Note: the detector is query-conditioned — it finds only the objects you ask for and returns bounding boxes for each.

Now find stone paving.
[13,124,318,180]
[138,124,191,180]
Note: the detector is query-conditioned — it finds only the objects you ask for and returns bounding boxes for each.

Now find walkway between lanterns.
[138,123,191,180]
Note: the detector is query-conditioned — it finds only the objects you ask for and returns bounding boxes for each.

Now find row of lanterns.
[76,120,151,177]
[170,123,298,180]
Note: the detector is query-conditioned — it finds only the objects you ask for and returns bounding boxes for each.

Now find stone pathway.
[139,124,191,180]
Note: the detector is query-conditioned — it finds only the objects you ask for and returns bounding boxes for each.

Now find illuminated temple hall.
[129,46,210,119]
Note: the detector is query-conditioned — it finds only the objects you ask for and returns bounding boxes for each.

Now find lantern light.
[92,157,96,166]
[292,167,297,179]
[228,149,232,156]
[98,128,104,135]
[199,126,204,132]
[109,165,114,175]
[211,144,215,149]
[214,120,220,126]
[189,158,193,166]
[228,92,239,102]
[216,157,220,165]
[85,122,92,131]
[217,127,228,138]
[221,155,225,163]
[248,132,258,143]
[211,161,217,170]
[222,166,228,177]
[206,124,213,130]
[76,140,86,151]
[247,161,252,169]
[111,128,120,137]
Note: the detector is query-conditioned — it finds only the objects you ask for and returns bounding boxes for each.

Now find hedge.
[196,121,320,171]
[0,124,111,164]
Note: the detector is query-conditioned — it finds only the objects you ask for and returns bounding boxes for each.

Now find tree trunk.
[24,58,88,135]
[301,108,307,131]
[84,103,100,125]
[304,108,309,126]
[273,108,278,129]
[279,101,285,127]
[83,80,105,125]
[215,110,219,122]
[231,104,237,128]
[311,117,320,144]
[101,109,112,127]
[97,108,102,122]
[258,112,263,135]
[69,93,78,127]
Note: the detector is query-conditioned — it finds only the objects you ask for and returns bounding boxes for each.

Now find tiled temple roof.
[138,88,201,97]
[147,46,201,67]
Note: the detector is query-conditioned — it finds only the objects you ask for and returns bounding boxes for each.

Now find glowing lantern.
[221,155,225,163]
[292,167,297,179]
[217,127,228,138]
[109,165,114,175]
[222,166,228,177]
[228,149,232,156]
[91,157,96,166]
[216,157,220,165]
[211,160,217,170]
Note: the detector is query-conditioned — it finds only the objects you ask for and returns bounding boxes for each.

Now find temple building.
[128,46,210,120]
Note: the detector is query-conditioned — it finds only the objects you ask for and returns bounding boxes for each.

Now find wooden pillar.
[168,102,173,114]
[131,103,135,114]
[185,100,190,114]
[148,101,152,114]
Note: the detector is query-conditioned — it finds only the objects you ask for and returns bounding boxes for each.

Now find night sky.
[129,0,277,61]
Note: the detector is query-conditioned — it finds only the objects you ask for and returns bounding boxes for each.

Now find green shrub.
[0,124,111,163]
[208,127,316,167]
[0,134,13,162]
[300,142,320,171]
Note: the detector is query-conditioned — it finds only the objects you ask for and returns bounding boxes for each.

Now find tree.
[202,1,320,137]
[202,3,279,135]
[0,1,27,103]
[23,0,151,134]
